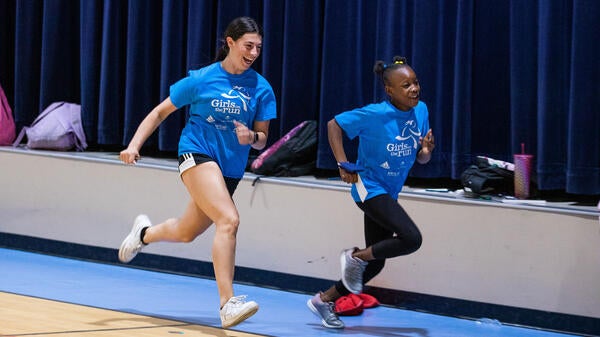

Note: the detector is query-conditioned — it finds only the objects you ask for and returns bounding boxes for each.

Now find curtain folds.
[1,0,598,194]
[97,0,127,145]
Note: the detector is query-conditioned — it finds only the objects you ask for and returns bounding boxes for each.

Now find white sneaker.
[118,214,151,263]
[220,295,259,329]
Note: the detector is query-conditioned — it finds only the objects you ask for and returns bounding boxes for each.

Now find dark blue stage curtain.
[0,0,598,194]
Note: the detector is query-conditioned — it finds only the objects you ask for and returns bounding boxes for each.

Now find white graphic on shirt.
[206,115,229,130]
[211,86,251,115]
[394,120,421,149]
[208,86,252,131]
[380,161,390,169]
[384,119,421,160]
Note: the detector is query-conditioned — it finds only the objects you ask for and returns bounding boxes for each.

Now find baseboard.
[1,232,597,337]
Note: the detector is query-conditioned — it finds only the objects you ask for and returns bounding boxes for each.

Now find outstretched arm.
[120,97,178,164]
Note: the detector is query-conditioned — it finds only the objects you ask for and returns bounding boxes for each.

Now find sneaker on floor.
[340,247,368,294]
[118,214,151,263]
[220,295,259,329]
[306,293,344,329]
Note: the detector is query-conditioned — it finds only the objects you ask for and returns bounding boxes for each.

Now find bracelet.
[251,131,259,144]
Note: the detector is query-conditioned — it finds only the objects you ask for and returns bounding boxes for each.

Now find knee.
[215,213,240,237]
[389,231,422,256]
[406,231,423,254]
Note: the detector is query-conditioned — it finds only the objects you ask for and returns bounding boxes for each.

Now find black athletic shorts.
[178,153,240,196]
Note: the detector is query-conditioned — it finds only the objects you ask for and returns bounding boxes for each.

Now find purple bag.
[0,83,16,145]
[12,102,87,151]
[250,120,317,176]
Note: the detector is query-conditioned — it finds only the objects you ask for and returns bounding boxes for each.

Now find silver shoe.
[340,247,368,294]
[307,293,344,329]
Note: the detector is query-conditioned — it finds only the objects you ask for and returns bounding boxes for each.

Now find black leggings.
[335,193,422,296]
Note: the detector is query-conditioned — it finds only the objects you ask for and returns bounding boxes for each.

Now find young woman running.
[118,17,276,329]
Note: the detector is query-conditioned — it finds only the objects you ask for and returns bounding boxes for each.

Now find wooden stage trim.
[0,292,266,337]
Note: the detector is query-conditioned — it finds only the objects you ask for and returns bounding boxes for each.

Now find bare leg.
[142,199,213,244]
[179,162,240,308]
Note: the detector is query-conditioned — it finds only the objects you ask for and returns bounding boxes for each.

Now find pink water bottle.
[514,143,533,199]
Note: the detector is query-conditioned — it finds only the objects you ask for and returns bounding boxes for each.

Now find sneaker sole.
[306,299,344,329]
[117,235,135,263]
[221,305,259,329]
[340,250,362,294]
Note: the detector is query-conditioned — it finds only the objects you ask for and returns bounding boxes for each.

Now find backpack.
[461,156,514,195]
[250,120,317,177]
[0,83,16,145]
[12,101,87,151]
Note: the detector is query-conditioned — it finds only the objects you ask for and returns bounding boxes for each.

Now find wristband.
[338,161,364,173]
[251,131,259,144]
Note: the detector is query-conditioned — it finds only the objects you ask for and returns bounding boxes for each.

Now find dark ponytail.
[214,17,263,62]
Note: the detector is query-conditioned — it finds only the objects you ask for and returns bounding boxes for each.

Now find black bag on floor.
[250,120,317,177]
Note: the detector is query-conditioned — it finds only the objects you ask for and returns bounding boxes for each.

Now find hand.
[233,120,254,145]
[419,129,435,155]
[339,168,358,184]
[120,147,140,165]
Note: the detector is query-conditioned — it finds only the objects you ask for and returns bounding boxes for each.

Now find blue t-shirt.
[335,100,430,202]
[170,62,277,178]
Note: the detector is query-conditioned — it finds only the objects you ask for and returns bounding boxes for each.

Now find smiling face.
[385,66,420,111]
[224,33,262,74]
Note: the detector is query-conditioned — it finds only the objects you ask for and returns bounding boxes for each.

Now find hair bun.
[391,56,408,65]
[373,60,386,75]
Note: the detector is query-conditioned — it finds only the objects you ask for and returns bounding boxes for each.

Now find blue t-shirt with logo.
[335,100,430,202]
[170,62,277,178]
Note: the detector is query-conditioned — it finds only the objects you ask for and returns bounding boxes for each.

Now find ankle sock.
[140,227,149,245]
